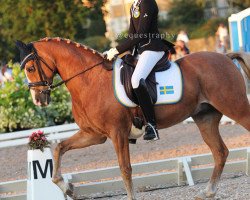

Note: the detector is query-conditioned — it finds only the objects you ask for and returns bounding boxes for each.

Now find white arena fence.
[0,123,79,149]
[0,147,249,200]
[0,116,235,149]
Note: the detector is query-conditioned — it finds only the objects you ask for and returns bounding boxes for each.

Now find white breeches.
[131,51,165,88]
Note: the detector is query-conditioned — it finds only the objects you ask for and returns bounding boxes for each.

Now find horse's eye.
[27,66,35,73]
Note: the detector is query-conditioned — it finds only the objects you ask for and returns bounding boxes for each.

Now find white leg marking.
[129,124,145,139]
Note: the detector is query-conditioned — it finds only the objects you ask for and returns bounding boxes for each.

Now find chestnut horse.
[16,38,250,200]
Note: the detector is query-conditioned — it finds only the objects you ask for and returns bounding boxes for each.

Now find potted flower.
[28,130,50,152]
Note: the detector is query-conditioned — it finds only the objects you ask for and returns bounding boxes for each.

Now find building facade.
[204,0,238,18]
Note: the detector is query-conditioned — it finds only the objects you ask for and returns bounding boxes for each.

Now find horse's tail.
[227,52,250,79]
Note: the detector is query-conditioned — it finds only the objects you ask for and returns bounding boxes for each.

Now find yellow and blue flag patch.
[160,86,174,95]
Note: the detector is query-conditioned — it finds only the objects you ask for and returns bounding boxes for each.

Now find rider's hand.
[105,48,119,61]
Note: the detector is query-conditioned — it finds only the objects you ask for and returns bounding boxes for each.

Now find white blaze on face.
[25,71,41,106]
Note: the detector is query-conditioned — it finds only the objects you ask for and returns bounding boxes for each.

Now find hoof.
[66,183,77,200]
[195,192,205,200]
[195,197,204,200]
[195,190,216,200]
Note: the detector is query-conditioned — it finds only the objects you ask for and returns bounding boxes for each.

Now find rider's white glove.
[105,48,119,61]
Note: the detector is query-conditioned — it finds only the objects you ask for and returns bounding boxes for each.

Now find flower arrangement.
[28,130,50,152]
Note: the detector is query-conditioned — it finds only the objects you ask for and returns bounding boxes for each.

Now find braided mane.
[38,37,104,58]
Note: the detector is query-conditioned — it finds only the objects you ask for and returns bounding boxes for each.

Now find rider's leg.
[132,50,165,140]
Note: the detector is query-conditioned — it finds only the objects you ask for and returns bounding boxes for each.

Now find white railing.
[0,147,249,200]
[0,123,79,148]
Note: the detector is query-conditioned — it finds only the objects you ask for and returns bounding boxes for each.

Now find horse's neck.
[35,40,104,84]
[66,63,111,95]
[53,50,111,102]
[55,52,103,82]
[36,41,113,106]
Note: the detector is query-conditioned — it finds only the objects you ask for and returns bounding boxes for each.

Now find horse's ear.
[15,40,27,51]
[15,40,33,68]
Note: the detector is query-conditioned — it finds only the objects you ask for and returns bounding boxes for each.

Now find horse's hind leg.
[192,106,229,200]
[52,129,107,199]
[111,130,135,200]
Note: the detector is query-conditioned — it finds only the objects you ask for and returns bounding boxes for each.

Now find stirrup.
[143,123,159,141]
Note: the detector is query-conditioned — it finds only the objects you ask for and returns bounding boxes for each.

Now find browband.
[20,53,34,70]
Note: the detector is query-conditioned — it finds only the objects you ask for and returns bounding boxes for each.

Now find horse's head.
[16,40,57,106]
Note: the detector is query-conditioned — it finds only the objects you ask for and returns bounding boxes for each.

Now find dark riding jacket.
[116,0,174,55]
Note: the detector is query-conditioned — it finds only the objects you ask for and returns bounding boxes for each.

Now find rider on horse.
[105,0,174,141]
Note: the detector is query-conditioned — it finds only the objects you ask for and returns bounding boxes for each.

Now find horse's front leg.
[111,130,136,200]
[52,129,107,199]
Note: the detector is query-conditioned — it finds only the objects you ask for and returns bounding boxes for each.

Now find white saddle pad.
[113,58,183,108]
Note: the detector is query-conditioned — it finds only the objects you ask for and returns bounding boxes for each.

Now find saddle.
[120,53,171,104]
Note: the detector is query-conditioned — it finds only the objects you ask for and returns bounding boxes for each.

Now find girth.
[120,53,171,104]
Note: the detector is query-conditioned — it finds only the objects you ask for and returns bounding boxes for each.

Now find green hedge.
[0,62,73,133]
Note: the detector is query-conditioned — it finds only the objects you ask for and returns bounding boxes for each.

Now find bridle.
[20,48,104,94]
[21,51,57,93]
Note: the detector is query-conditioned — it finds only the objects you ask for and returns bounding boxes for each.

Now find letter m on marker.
[33,159,53,179]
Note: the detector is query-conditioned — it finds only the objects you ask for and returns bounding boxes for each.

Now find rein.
[20,50,104,94]
[49,61,104,90]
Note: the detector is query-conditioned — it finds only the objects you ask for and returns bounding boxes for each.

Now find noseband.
[20,48,104,94]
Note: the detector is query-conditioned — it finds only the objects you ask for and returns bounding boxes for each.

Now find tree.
[168,0,204,27]
[0,0,107,62]
[82,0,107,37]
[229,0,250,10]
[83,35,110,52]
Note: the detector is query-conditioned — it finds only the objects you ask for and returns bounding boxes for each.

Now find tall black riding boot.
[133,79,159,141]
